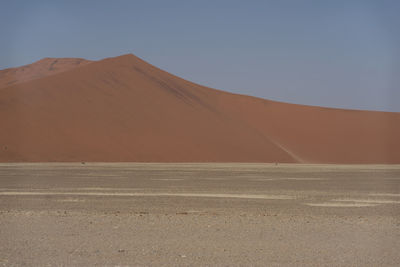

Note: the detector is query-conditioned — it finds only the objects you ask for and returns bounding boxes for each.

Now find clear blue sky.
[1,0,399,111]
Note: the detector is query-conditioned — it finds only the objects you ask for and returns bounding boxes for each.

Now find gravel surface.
[0,163,399,266]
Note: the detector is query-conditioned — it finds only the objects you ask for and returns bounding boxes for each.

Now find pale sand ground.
[0,163,400,266]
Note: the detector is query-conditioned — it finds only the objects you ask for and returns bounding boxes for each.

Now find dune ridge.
[0,57,92,88]
[0,53,399,163]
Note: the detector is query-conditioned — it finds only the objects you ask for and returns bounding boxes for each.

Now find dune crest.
[0,57,92,88]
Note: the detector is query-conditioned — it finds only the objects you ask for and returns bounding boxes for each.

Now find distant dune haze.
[0,53,399,163]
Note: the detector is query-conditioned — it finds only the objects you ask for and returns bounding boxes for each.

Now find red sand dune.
[0,57,92,88]
[0,54,399,163]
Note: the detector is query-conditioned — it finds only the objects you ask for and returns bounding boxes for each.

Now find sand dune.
[0,54,399,163]
[0,57,92,88]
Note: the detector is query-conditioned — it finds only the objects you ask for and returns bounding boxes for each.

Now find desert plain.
[0,163,399,266]
[1,54,400,266]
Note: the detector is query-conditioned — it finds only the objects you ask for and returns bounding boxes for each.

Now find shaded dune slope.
[0,54,399,163]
